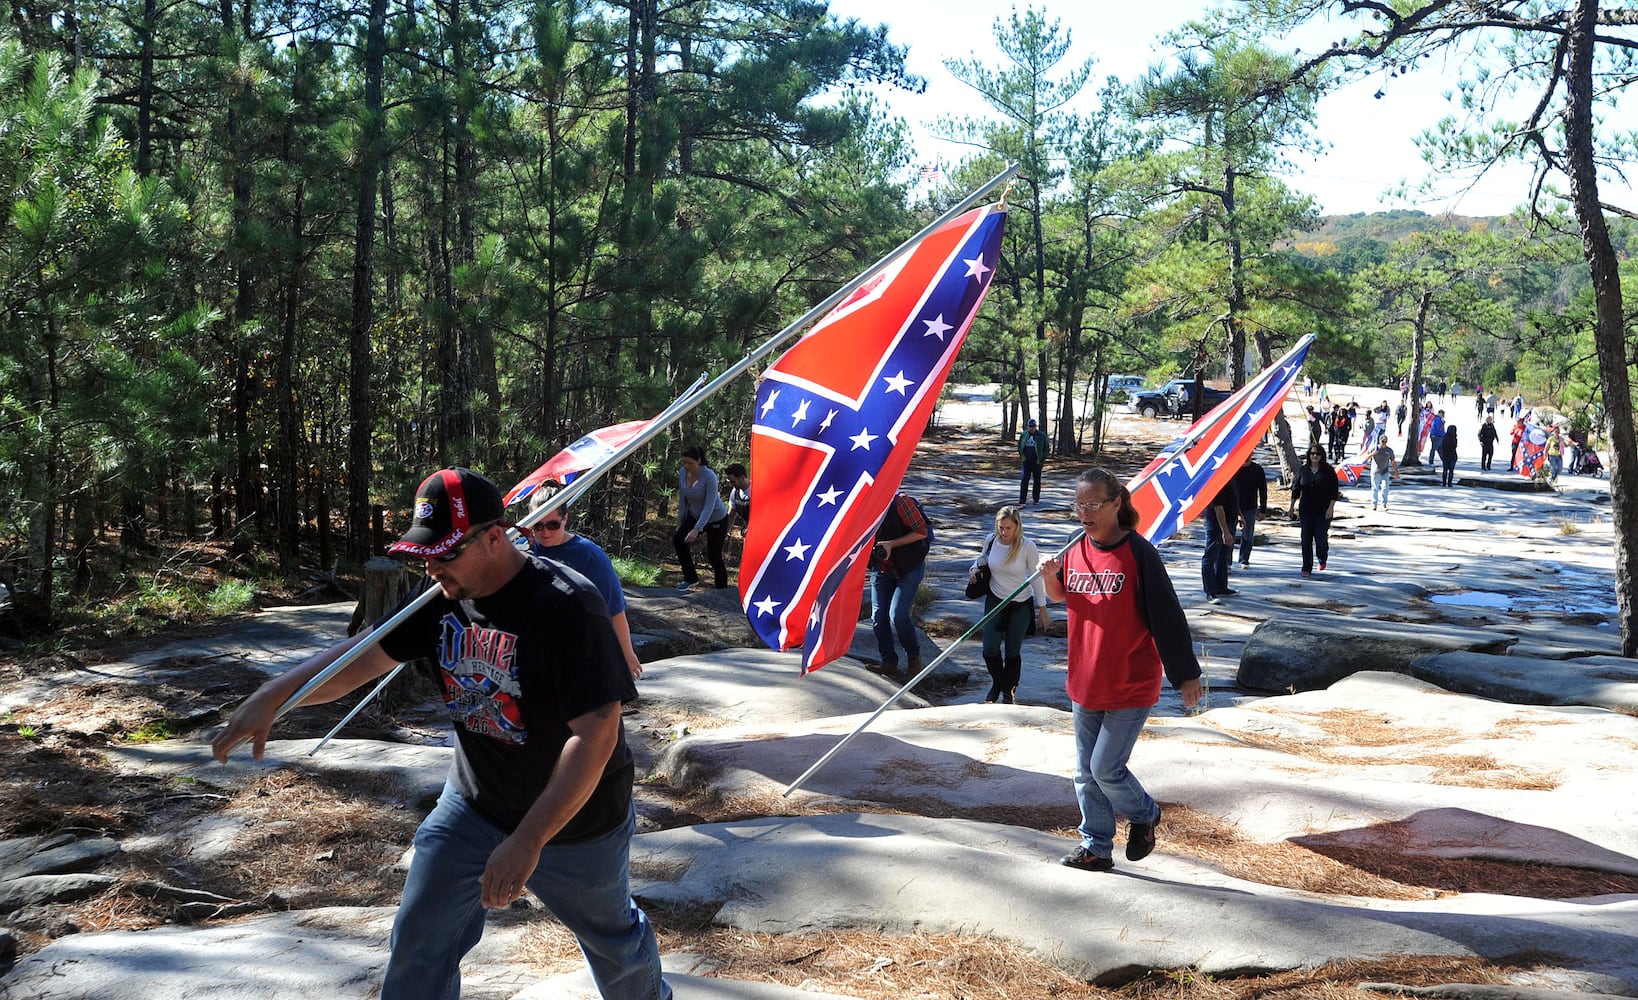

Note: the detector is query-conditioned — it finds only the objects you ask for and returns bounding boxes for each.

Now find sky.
[821,0,1637,218]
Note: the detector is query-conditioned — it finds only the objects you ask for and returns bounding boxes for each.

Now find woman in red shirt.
[1042,469,1202,872]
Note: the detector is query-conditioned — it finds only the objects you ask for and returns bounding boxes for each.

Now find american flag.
[1336,422,1387,485]
[739,204,1006,673]
[1128,336,1314,544]
[920,162,941,181]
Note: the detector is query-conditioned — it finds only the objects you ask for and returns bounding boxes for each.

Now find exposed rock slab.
[1410,652,1638,712]
[657,674,1638,875]
[98,738,449,804]
[1237,611,1513,692]
[0,873,120,913]
[631,647,940,726]
[632,813,1638,987]
[0,836,119,882]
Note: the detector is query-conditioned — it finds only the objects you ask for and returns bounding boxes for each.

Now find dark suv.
[1129,379,1232,418]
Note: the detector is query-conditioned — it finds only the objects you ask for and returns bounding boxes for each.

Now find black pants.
[1480,443,1494,470]
[1299,510,1330,574]
[674,516,731,588]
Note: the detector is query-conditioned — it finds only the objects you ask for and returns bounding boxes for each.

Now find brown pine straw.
[1204,708,1562,790]
[517,924,1536,999]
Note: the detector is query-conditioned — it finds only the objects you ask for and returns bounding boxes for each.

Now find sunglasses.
[1073,497,1116,514]
[431,521,497,563]
[533,519,564,532]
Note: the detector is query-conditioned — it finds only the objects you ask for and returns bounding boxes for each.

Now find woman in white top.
[967,505,1051,704]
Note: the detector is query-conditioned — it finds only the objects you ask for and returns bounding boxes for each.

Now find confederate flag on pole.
[739,204,1007,673]
[1129,335,1314,545]
[504,420,652,507]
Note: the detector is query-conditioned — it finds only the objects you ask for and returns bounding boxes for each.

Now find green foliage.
[122,720,177,743]
[610,555,664,588]
[204,580,257,616]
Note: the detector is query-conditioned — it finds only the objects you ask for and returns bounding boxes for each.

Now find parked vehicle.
[1129,378,1232,418]
[1101,374,1147,402]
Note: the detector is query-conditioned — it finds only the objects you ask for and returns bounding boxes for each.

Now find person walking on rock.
[522,485,644,681]
[213,468,671,1000]
[1200,479,1238,602]
[673,445,731,591]
[1369,434,1399,510]
[1040,468,1202,873]
[968,505,1050,704]
[1478,415,1499,472]
[1231,456,1267,568]
[1428,409,1447,475]
[1290,445,1338,577]
[1440,422,1460,487]
[867,492,931,680]
[1018,418,1049,507]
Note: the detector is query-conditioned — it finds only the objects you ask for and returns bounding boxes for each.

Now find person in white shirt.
[967,505,1051,704]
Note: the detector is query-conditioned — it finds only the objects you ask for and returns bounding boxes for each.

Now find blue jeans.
[1071,704,1157,858]
[1370,467,1391,507]
[384,784,670,1000]
[871,563,924,665]
[1201,514,1232,595]
[1236,506,1257,565]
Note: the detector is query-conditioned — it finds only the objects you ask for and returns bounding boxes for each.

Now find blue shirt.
[528,534,626,615]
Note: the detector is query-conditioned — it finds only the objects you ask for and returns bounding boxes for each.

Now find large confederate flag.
[739,205,1006,673]
[1129,336,1314,544]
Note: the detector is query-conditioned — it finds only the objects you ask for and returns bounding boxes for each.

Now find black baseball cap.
[388,468,504,559]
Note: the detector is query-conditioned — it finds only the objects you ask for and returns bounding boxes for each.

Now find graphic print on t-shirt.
[437,612,527,743]
[1062,566,1125,596]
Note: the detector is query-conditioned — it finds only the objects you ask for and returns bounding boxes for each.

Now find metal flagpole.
[289,371,709,746]
[303,373,711,753]
[781,333,1315,796]
[269,163,1023,738]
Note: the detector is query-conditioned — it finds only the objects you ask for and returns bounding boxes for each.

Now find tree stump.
[349,557,440,714]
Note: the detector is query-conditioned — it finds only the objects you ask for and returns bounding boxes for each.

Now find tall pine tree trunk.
[347,0,387,561]
[1564,0,1636,656]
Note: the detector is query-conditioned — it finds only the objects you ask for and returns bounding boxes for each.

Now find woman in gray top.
[674,445,731,590]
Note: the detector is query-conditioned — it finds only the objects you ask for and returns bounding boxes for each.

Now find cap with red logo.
[388,467,504,559]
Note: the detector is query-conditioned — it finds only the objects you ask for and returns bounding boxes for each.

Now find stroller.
[1577,449,1606,478]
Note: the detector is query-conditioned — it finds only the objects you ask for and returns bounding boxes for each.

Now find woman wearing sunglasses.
[523,485,644,680]
[1288,445,1339,577]
[1040,468,1202,873]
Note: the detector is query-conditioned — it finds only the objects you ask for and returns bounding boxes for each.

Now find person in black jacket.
[1230,457,1267,568]
[1440,422,1460,486]
[1288,445,1339,577]
[1477,415,1499,471]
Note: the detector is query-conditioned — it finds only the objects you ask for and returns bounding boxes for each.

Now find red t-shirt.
[1060,534,1165,710]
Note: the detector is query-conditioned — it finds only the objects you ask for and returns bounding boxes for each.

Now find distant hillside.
[1286,209,1507,263]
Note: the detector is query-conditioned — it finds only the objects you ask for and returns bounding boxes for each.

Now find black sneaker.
[1126,806,1160,862]
[1060,845,1113,872]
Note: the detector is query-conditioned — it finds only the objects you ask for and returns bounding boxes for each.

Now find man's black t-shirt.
[378,556,637,841]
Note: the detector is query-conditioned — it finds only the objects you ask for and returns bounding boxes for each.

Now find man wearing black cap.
[1018,417,1048,507]
[213,468,671,1000]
